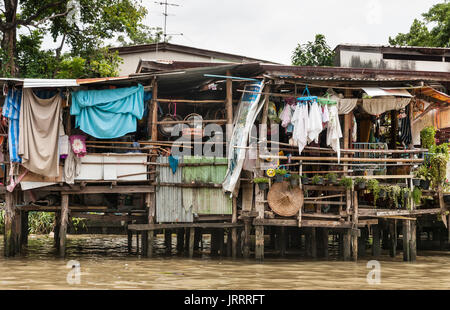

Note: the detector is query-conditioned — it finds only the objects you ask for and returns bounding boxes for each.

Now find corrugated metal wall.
[182,156,232,215]
[156,157,193,223]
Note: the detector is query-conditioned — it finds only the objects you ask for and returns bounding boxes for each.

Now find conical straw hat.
[267,182,304,217]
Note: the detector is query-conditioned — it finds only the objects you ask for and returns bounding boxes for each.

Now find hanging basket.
[267,182,304,217]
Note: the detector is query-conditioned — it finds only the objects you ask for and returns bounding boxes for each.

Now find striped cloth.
[2,89,22,163]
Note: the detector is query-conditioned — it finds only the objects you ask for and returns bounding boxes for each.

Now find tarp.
[362,87,412,98]
[222,81,264,196]
[71,84,145,139]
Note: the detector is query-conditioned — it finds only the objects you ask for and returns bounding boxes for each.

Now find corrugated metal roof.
[182,156,232,215]
[156,156,193,223]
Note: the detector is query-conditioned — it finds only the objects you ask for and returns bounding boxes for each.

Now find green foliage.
[415,164,432,181]
[0,0,162,77]
[28,212,55,234]
[420,126,436,149]
[339,177,353,189]
[275,169,287,176]
[354,177,366,186]
[389,1,450,47]
[253,177,270,184]
[325,173,338,183]
[311,175,324,185]
[412,187,422,205]
[71,217,87,232]
[386,185,402,208]
[430,153,448,187]
[0,210,4,234]
[291,34,335,66]
[289,174,300,179]
[400,187,411,210]
[367,179,380,206]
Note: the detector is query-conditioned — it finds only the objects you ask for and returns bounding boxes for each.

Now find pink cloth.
[69,135,87,158]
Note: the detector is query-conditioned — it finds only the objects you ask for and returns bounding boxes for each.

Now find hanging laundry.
[59,135,69,159]
[71,84,144,139]
[307,101,323,143]
[63,147,81,184]
[169,154,179,174]
[69,135,87,157]
[399,104,412,146]
[19,89,62,177]
[326,105,343,162]
[280,103,294,128]
[352,115,357,143]
[2,89,22,163]
[322,104,330,124]
[291,103,309,154]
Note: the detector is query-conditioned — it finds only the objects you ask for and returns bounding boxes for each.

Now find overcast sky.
[142,0,443,64]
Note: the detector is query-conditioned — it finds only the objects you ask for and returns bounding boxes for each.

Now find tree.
[389,1,449,47]
[0,0,162,77]
[291,34,335,67]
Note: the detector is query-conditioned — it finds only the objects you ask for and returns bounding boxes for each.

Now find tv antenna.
[154,1,183,42]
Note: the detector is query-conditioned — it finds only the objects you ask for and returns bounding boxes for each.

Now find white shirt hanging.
[326,105,343,162]
[307,101,323,143]
[291,104,309,154]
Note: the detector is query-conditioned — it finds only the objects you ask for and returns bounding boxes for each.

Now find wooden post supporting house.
[21,211,28,248]
[146,192,155,257]
[372,225,381,257]
[177,228,185,254]
[343,190,352,261]
[322,228,329,259]
[232,196,238,258]
[164,229,172,255]
[243,218,251,258]
[4,192,16,257]
[59,194,69,257]
[189,228,195,258]
[389,220,397,257]
[408,101,417,262]
[352,191,359,261]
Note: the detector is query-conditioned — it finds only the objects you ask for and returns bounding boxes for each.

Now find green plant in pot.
[415,165,431,190]
[339,177,353,190]
[254,177,270,191]
[311,175,324,185]
[288,174,300,187]
[301,175,310,185]
[274,169,287,183]
[354,177,366,190]
[367,179,380,206]
[325,173,338,185]
[429,153,448,189]
[379,185,388,200]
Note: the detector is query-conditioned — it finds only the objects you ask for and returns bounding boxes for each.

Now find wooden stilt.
[358,228,367,257]
[243,219,251,258]
[389,220,397,258]
[372,225,381,257]
[255,226,264,260]
[13,205,21,255]
[59,194,69,257]
[164,229,172,255]
[343,229,351,261]
[351,191,359,261]
[184,228,189,255]
[141,231,148,256]
[218,229,225,256]
[54,211,61,250]
[211,230,219,256]
[177,228,184,254]
[226,230,232,257]
[311,228,317,259]
[148,230,154,257]
[410,220,417,261]
[280,227,286,257]
[189,228,195,258]
[127,229,132,253]
[322,228,329,259]
[232,196,238,259]
[403,220,411,261]
[136,232,140,254]
[194,228,202,251]
[4,192,16,257]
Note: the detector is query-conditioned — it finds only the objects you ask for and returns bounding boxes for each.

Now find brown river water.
[0,234,449,290]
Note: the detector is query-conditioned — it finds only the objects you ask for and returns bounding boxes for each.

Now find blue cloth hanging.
[71,85,144,139]
[168,155,179,174]
[2,89,22,163]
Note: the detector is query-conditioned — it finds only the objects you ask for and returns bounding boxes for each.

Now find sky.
[141,0,443,64]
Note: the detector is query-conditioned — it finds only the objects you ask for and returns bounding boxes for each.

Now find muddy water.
[0,234,449,290]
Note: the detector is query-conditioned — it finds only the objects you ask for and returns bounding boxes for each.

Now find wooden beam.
[128,222,243,231]
[151,78,158,141]
[59,194,69,257]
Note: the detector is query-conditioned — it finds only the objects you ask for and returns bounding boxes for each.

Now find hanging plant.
[379,186,388,200]
[429,153,448,188]
[325,173,338,184]
[253,177,270,190]
[400,187,411,210]
[386,185,401,208]
[354,177,366,190]
[412,187,422,205]
[420,126,436,149]
[367,179,380,206]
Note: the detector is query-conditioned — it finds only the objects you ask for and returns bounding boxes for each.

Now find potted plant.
[339,177,353,190]
[379,186,388,200]
[367,179,380,206]
[386,185,401,208]
[420,126,436,149]
[430,153,448,188]
[254,177,270,191]
[288,174,300,187]
[325,173,338,185]
[274,169,287,183]
[301,175,310,185]
[400,187,411,210]
[415,165,431,190]
[311,175,324,185]
[412,187,422,205]
[355,177,366,190]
